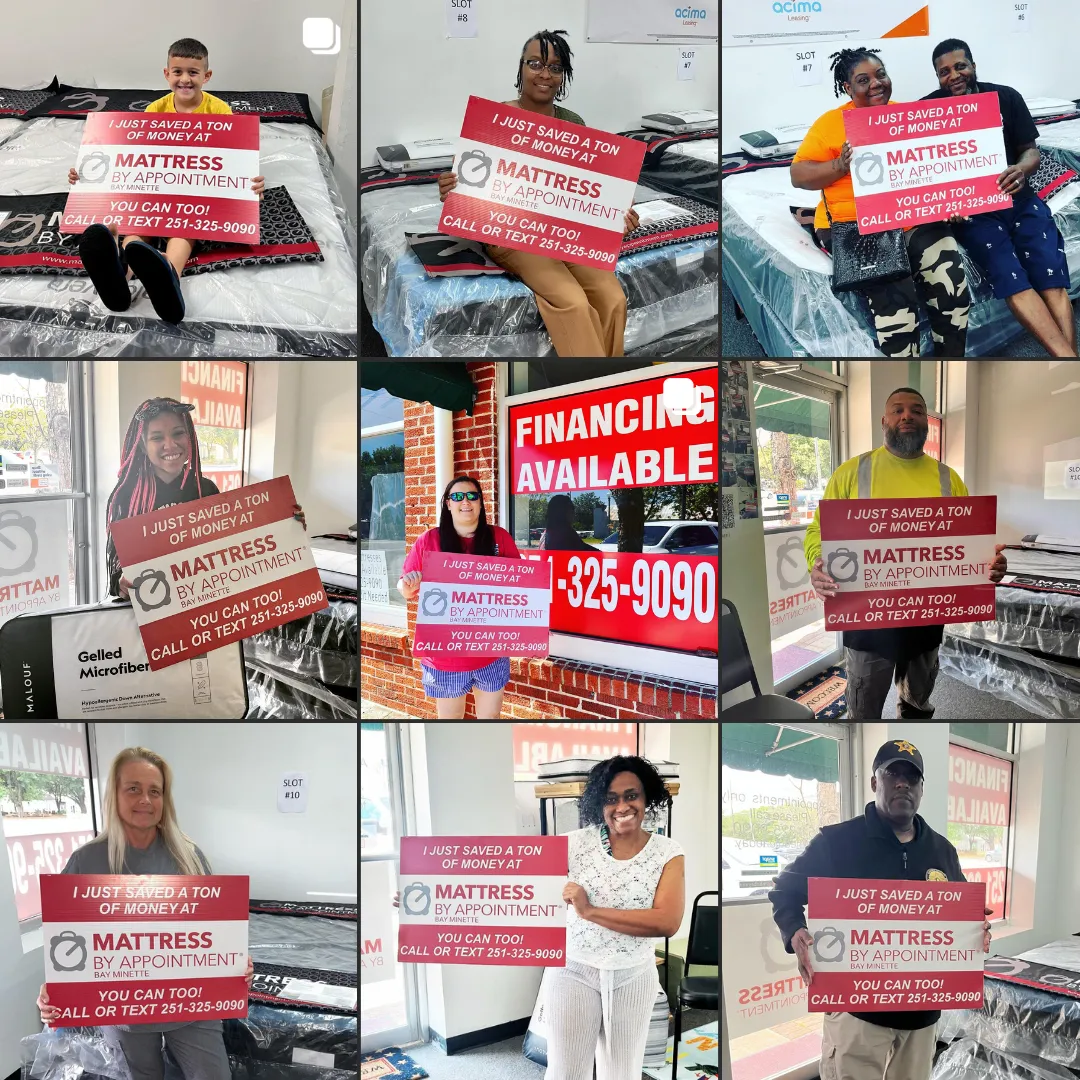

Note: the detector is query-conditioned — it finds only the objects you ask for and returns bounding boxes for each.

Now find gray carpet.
[868,669,1044,720]
[400,1006,716,1079]
[721,277,1080,357]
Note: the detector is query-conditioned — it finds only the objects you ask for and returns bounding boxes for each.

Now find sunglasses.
[448,491,480,502]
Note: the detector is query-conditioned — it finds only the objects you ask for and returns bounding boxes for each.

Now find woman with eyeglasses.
[436,29,638,357]
[397,475,522,718]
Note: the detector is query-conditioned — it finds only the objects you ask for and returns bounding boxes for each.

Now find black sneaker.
[78,224,131,312]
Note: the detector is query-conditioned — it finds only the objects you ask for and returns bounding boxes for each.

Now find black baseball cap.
[873,739,924,779]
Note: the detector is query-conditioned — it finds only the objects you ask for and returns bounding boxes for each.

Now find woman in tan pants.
[437,29,639,357]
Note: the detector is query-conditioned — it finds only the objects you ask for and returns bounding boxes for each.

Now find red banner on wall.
[181,361,247,428]
[948,744,1011,826]
[524,548,716,653]
[509,367,718,495]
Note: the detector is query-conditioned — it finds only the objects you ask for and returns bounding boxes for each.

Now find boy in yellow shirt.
[70,37,265,323]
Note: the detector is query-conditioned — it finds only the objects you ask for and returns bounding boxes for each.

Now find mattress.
[0,118,24,147]
[0,117,356,356]
[310,537,358,591]
[538,757,680,781]
[933,1038,1080,1080]
[361,178,718,356]
[937,939,1080,1075]
[938,631,1080,719]
[947,583,1080,661]
[722,155,1080,356]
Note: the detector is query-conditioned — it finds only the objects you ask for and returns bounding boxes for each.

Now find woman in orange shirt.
[791,48,971,357]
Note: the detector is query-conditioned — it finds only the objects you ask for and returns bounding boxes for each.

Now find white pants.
[543,959,658,1080]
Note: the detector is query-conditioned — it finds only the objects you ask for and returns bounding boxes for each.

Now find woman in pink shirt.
[398,475,522,718]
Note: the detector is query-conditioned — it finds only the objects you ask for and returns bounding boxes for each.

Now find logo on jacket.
[812,926,846,963]
[926,869,948,881]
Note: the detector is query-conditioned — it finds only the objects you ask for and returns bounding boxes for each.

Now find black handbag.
[824,192,911,292]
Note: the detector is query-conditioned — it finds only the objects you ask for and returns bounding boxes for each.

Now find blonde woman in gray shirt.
[36,747,253,1080]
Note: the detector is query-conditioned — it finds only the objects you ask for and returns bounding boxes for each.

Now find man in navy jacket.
[768,739,992,1080]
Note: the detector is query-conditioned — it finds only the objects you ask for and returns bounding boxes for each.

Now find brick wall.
[361,362,718,720]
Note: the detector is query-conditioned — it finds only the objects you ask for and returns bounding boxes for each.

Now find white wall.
[327,0,358,230]
[721,3,1080,152]
[360,0,718,168]
[0,722,356,1080]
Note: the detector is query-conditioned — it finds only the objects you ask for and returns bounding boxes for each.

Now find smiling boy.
[70,37,265,324]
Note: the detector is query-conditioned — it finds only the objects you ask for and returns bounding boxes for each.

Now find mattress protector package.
[0,117,356,356]
[723,155,1080,356]
[937,940,1080,1075]
[361,178,717,356]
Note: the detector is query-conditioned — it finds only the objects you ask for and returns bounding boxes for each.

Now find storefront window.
[361,389,406,623]
[504,363,718,676]
[509,361,657,395]
[180,361,248,492]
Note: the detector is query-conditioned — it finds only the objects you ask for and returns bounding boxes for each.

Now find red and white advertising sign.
[510,367,718,495]
[108,475,328,671]
[925,415,942,461]
[948,744,1011,827]
[512,723,637,778]
[62,112,260,243]
[398,836,567,967]
[41,873,249,1027]
[844,93,1011,234]
[524,549,717,653]
[818,496,998,631]
[439,97,647,270]
[806,877,986,1012]
[181,360,247,428]
[413,553,551,658]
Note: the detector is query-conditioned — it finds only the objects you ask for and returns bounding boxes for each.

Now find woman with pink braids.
[104,397,306,600]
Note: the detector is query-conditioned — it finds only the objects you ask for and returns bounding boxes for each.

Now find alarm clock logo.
[402,883,432,916]
[79,151,111,183]
[827,548,860,583]
[456,148,492,188]
[812,926,846,963]
[132,568,172,611]
[0,509,39,577]
[853,151,885,188]
[50,930,88,972]
[421,587,449,617]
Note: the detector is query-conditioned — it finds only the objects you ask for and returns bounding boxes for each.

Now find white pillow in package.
[376,137,456,172]
[641,109,718,134]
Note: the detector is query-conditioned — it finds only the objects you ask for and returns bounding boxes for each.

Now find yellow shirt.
[803,446,969,572]
[145,91,234,115]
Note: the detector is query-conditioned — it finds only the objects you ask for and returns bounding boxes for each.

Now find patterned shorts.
[421,657,511,698]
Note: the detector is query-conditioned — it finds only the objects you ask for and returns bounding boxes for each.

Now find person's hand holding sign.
[810,557,840,602]
[835,141,854,176]
[251,176,265,200]
[989,544,1007,583]
[563,881,592,919]
[997,165,1026,195]
[790,927,815,987]
[623,208,640,237]
[983,906,993,952]
[244,955,254,989]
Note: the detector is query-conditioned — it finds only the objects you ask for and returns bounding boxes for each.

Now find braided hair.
[105,397,207,596]
[829,47,884,99]
[515,29,575,103]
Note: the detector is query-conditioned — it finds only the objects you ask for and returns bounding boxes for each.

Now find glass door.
[753,372,844,693]
[361,723,423,1054]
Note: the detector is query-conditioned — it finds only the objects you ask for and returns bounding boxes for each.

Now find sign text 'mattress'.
[806,877,986,1012]
[398,836,568,967]
[509,367,718,495]
[41,873,249,1027]
[818,496,998,631]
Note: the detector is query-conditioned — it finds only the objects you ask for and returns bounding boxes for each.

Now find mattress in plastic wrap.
[932,1038,1079,1080]
[938,631,1080,719]
[722,155,1080,357]
[937,940,1080,1076]
[0,117,357,356]
[361,180,717,356]
[21,900,356,1080]
[947,584,1080,661]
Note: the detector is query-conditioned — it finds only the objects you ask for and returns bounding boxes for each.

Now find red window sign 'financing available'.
[41,873,249,1027]
[108,476,328,670]
[62,112,261,243]
[440,97,646,270]
[843,93,1011,235]
[806,877,986,1012]
[398,836,568,967]
[818,496,998,631]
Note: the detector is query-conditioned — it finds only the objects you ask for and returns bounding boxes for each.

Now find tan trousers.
[484,244,627,356]
[820,1012,937,1080]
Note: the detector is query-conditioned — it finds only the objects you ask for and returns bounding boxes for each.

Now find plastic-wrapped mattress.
[932,1038,1080,1080]
[361,179,717,356]
[0,117,357,356]
[947,584,1080,661]
[938,941,1080,1076]
[938,631,1080,719]
[722,152,1080,356]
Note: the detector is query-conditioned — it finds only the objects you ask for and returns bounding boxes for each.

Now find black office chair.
[722,599,815,719]
[670,890,718,1080]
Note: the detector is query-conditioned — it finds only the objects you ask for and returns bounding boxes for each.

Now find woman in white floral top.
[547,756,685,1080]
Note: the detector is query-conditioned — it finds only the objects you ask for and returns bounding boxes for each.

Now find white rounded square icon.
[663,377,697,414]
[303,17,336,48]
